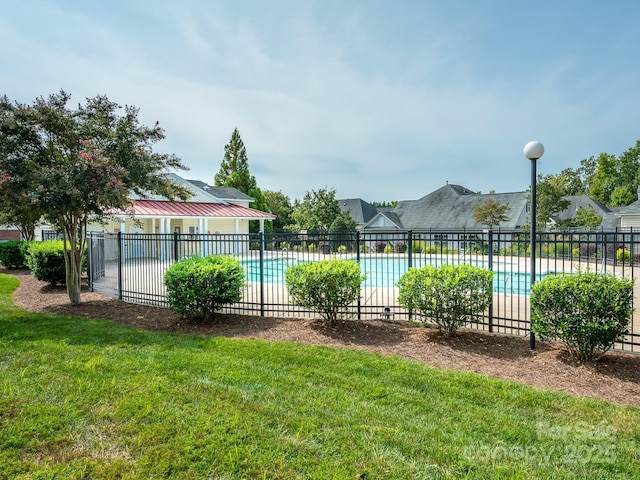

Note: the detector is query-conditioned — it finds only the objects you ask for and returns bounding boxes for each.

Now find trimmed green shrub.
[284,259,366,326]
[26,240,68,286]
[397,264,494,336]
[616,247,631,264]
[531,272,634,361]
[0,240,32,268]
[164,255,245,321]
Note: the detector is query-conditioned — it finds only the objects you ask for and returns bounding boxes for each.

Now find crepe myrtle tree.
[0,91,191,304]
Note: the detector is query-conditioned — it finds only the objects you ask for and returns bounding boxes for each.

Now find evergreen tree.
[214,128,270,231]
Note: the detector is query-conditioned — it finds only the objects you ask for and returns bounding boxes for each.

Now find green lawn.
[0,273,639,479]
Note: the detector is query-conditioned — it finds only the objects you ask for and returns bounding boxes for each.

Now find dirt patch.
[6,268,640,407]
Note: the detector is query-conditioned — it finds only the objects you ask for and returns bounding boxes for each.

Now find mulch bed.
[5,268,640,407]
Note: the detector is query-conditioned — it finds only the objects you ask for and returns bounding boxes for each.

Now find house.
[363,183,529,231]
[37,173,275,239]
[551,195,612,227]
[338,198,379,230]
[360,183,621,252]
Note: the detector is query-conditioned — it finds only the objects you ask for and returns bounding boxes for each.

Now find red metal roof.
[129,200,275,219]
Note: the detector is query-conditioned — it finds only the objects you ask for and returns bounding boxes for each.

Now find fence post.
[173,231,179,261]
[87,233,93,292]
[117,231,123,301]
[487,229,494,333]
[356,231,361,320]
[259,232,265,317]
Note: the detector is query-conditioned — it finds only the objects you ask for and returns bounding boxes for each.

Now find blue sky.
[2,1,639,203]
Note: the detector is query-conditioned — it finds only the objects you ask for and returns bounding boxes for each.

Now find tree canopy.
[263,190,294,231]
[471,200,511,228]
[214,128,270,231]
[0,91,191,303]
[534,174,571,228]
[291,187,342,233]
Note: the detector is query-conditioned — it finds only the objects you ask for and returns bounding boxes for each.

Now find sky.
[1,1,639,203]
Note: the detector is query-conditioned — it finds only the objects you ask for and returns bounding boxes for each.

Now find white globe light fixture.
[524,141,544,161]
[523,141,544,349]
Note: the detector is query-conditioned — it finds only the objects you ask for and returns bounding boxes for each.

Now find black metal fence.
[87,229,640,353]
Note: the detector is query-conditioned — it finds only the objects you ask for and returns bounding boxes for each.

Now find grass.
[0,273,639,479]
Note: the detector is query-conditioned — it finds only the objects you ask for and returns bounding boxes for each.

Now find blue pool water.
[242,257,551,295]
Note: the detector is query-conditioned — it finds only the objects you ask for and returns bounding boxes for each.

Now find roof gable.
[130,173,226,203]
[394,183,528,230]
[186,180,254,202]
[338,198,379,224]
[554,195,611,222]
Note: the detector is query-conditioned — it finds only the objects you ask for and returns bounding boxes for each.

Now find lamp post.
[524,140,544,349]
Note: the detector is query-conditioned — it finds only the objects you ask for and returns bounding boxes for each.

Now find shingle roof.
[338,198,379,224]
[616,200,640,215]
[553,195,611,222]
[186,180,254,202]
[393,184,528,229]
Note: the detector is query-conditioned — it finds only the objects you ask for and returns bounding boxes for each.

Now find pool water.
[242,257,550,295]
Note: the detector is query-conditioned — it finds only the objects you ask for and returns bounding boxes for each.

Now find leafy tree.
[588,153,617,205]
[263,190,294,231]
[615,139,640,196]
[534,174,570,228]
[0,199,42,241]
[0,98,46,240]
[329,210,358,233]
[214,128,270,231]
[370,200,398,208]
[557,167,586,196]
[574,205,602,228]
[577,156,598,195]
[471,199,510,228]
[291,187,341,233]
[0,91,191,304]
[610,185,636,207]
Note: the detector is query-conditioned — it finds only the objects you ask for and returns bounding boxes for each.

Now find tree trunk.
[61,217,84,304]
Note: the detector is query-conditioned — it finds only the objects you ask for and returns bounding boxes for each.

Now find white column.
[199,218,206,256]
[234,219,240,255]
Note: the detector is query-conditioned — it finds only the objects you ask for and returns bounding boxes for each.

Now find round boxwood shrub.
[284,259,366,326]
[397,263,494,336]
[26,240,68,286]
[531,271,634,362]
[164,255,245,321]
[0,240,32,269]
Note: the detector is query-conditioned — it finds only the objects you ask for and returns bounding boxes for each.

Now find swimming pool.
[242,257,551,295]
